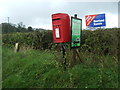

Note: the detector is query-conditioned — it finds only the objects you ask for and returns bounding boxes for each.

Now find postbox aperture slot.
[52,18,60,21]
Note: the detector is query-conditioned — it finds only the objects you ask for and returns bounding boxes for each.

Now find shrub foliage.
[2,28,119,55]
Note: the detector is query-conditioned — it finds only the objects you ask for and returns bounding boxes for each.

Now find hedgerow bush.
[2,30,53,50]
[2,28,119,56]
[80,28,119,56]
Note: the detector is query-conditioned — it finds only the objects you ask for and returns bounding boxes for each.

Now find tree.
[2,23,17,34]
[1,22,28,33]
[28,26,33,32]
[17,22,27,32]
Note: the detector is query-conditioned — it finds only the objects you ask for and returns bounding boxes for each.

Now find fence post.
[14,43,19,53]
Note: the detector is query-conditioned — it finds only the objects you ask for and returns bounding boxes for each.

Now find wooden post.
[14,43,19,53]
[76,49,82,63]
[72,49,77,65]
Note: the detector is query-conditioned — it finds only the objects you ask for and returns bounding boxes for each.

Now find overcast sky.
[0,0,119,29]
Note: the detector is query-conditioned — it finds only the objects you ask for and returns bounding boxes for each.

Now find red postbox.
[52,13,70,43]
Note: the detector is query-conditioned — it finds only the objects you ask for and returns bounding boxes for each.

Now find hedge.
[2,28,119,56]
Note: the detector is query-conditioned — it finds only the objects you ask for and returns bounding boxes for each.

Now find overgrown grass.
[2,47,118,88]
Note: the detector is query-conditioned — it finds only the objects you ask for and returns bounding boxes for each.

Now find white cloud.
[106,13,118,28]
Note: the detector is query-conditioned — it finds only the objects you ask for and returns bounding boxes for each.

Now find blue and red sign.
[85,14,106,27]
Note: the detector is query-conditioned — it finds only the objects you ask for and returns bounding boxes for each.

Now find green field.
[2,46,118,88]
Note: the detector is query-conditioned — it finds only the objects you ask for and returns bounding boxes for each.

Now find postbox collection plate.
[55,28,60,38]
